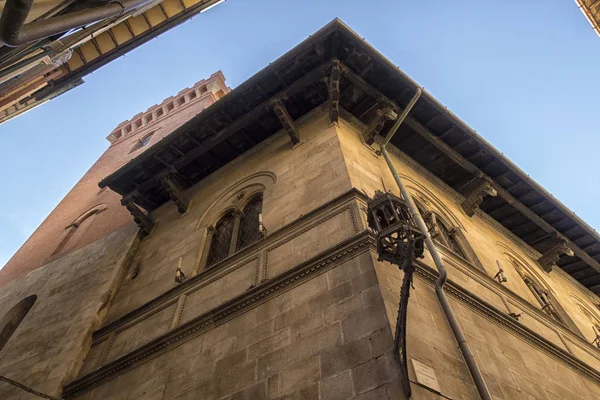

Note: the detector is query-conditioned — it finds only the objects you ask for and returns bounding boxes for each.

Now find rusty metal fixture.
[494,260,507,284]
[366,189,424,398]
[366,190,424,268]
[593,325,600,349]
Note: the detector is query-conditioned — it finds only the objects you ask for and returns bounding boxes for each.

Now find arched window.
[130,132,154,153]
[52,205,106,257]
[523,274,580,333]
[0,295,37,354]
[415,202,485,271]
[206,211,236,268]
[237,193,263,251]
[433,217,466,259]
[523,276,563,323]
[204,193,264,269]
[417,206,466,260]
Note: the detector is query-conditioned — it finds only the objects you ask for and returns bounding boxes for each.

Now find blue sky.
[1,0,598,268]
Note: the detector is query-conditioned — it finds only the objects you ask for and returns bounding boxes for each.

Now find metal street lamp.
[366,189,424,398]
[367,190,424,268]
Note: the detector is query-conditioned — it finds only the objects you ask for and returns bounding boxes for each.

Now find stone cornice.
[439,251,600,363]
[66,233,600,398]
[64,232,375,398]
[413,260,600,383]
[93,188,368,343]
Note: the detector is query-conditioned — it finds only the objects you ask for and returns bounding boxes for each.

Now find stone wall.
[70,249,405,400]
[335,116,600,354]
[2,109,600,399]
[0,224,138,399]
[102,110,352,324]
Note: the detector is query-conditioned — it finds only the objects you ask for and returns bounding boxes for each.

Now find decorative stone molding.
[537,235,574,273]
[440,250,600,363]
[93,189,367,342]
[460,175,497,217]
[263,204,358,280]
[63,233,374,398]
[413,261,600,384]
[67,232,600,398]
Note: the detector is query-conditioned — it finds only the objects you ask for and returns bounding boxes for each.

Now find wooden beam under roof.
[272,99,301,144]
[337,61,600,278]
[101,62,331,196]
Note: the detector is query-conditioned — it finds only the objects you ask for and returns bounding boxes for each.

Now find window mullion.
[229,210,243,257]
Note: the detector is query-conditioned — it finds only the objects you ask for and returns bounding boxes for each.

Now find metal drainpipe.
[0,0,155,47]
[380,88,492,400]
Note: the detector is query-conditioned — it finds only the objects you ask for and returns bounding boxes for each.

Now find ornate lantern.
[367,190,424,268]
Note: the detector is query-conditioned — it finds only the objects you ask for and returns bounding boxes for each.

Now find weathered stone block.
[279,357,320,396]
[321,336,372,379]
[319,371,354,400]
[351,354,397,395]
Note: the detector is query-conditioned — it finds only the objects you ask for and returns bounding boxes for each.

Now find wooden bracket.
[272,99,300,145]
[363,106,397,145]
[461,175,497,217]
[121,198,154,236]
[328,59,341,124]
[537,235,574,273]
[159,173,190,214]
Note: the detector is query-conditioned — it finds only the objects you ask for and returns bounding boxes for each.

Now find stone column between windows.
[228,210,243,257]
[196,226,216,275]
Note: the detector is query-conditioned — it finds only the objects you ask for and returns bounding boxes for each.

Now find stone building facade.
[1,19,600,400]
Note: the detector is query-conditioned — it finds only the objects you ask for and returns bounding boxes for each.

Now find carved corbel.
[461,175,497,217]
[537,235,574,273]
[362,106,398,145]
[121,197,154,236]
[328,59,341,124]
[272,98,300,145]
[159,172,190,214]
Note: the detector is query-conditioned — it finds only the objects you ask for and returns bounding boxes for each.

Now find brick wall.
[0,73,229,284]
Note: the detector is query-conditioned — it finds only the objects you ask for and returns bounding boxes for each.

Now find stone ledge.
[414,261,600,384]
[66,235,600,398]
[63,232,375,398]
[92,188,368,343]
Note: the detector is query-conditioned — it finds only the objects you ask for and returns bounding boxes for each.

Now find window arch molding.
[193,172,276,274]
[194,171,276,231]
[0,295,37,354]
[410,190,484,271]
[69,204,108,228]
[402,179,467,233]
[505,254,581,333]
[51,204,107,257]
[568,294,600,345]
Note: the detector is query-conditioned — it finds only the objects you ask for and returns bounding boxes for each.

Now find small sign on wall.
[412,359,441,393]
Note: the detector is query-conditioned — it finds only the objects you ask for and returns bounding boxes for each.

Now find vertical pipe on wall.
[379,88,492,400]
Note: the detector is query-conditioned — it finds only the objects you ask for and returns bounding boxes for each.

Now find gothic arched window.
[523,276,563,323]
[0,295,37,354]
[415,202,485,271]
[204,193,264,269]
[237,193,263,251]
[435,218,466,260]
[206,211,236,268]
[418,207,466,260]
